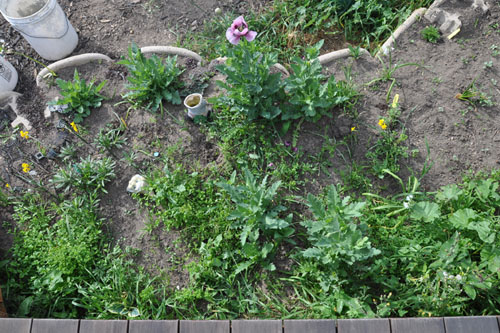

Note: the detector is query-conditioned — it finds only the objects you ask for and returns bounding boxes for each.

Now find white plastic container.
[0,0,78,61]
[184,93,208,119]
[0,56,18,91]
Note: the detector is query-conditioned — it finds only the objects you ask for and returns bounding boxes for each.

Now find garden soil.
[1,0,500,293]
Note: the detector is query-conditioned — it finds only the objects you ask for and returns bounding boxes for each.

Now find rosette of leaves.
[214,41,284,121]
[283,40,350,122]
[50,69,107,123]
[119,43,184,112]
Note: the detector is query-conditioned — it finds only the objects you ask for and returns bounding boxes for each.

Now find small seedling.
[348,45,362,59]
[490,44,499,57]
[421,26,440,43]
[483,61,493,69]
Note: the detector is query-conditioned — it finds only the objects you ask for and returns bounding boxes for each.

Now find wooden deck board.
[337,319,390,333]
[284,319,336,333]
[31,319,79,333]
[0,318,32,333]
[79,320,128,333]
[444,316,500,333]
[391,318,445,333]
[232,320,282,333]
[129,320,178,333]
[180,320,230,333]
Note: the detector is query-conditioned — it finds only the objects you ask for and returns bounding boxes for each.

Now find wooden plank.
[338,319,390,333]
[284,319,336,333]
[391,318,445,333]
[129,320,178,333]
[180,320,230,333]
[444,316,500,333]
[0,318,32,333]
[31,319,79,333]
[232,320,281,333]
[79,320,128,333]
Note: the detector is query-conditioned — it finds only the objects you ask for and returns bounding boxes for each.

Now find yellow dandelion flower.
[70,121,78,133]
[20,130,29,139]
[5,183,10,188]
[351,126,356,132]
[378,119,387,130]
[392,94,399,108]
[22,163,30,173]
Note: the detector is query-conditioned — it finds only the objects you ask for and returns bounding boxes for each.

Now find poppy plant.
[226,16,257,45]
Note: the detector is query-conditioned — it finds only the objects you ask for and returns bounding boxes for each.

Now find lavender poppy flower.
[226,16,257,45]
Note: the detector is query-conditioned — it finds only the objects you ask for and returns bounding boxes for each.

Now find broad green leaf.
[463,285,476,300]
[449,208,477,229]
[410,202,441,222]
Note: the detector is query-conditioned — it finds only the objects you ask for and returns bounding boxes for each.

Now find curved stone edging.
[315,7,428,66]
[376,8,427,57]
[318,48,370,65]
[36,53,112,86]
[140,46,204,64]
[0,91,21,104]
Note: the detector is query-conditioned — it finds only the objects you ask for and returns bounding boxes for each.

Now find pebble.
[215,7,222,14]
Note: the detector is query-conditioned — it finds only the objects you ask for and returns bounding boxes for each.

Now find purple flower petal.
[292,147,298,152]
[245,30,257,42]
[232,16,246,29]
[284,141,291,147]
[226,28,241,45]
[268,163,275,168]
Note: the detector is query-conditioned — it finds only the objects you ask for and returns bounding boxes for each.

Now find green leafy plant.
[299,185,380,291]
[282,40,353,122]
[51,156,116,193]
[49,69,107,123]
[94,124,127,153]
[119,43,184,112]
[217,168,294,272]
[456,79,494,107]
[348,44,362,59]
[366,121,409,178]
[421,25,440,43]
[213,40,284,121]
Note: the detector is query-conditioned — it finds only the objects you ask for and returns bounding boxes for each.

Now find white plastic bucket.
[0,0,78,61]
[0,56,18,91]
[184,93,208,118]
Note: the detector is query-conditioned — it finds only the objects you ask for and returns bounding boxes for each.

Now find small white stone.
[215,7,222,14]
[127,174,146,193]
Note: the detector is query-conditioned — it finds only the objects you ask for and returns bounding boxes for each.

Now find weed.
[367,53,421,102]
[456,79,494,107]
[51,156,116,193]
[282,40,354,122]
[49,69,107,123]
[420,26,440,43]
[119,43,184,113]
[94,124,127,153]
[366,123,409,178]
[348,45,362,59]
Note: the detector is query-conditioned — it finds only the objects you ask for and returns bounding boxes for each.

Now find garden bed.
[0,0,499,320]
